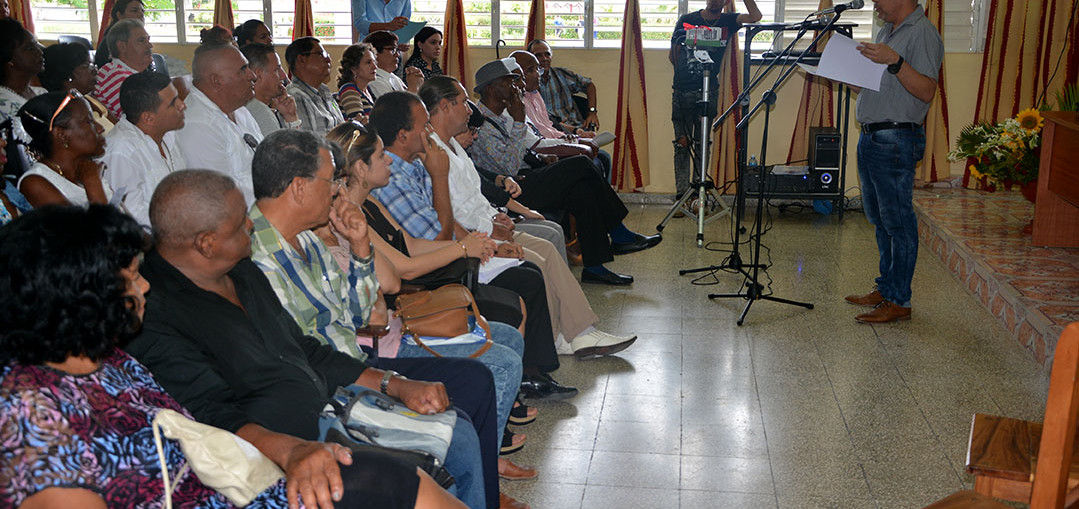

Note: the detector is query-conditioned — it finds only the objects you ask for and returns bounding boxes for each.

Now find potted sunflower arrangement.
[949,108,1044,199]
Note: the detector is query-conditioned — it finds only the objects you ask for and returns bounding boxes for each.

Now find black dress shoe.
[581,269,633,285]
[611,233,662,255]
[520,373,578,400]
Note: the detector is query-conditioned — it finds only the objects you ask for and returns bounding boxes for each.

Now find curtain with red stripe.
[963,0,1079,188]
[709,1,741,191]
[97,0,118,44]
[525,0,545,47]
[292,0,315,38]
[611,0,649,191]
[919,0,950,183]
[10,0,34,32]
[785,0,834,166]
[213,0,235,33]
[443,0,473,93]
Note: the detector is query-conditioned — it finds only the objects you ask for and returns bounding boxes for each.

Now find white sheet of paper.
[478,256,524,284]
[807,33,886,91]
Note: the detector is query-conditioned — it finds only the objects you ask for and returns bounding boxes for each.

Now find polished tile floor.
[501,203,1050,509]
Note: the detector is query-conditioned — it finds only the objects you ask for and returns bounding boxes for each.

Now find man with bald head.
[175,43,262,205]
[129,168,484,509]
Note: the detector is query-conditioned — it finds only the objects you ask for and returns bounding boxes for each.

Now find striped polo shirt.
[93,59,137,118]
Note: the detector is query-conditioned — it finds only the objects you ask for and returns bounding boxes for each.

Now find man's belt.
[861,122,921,133]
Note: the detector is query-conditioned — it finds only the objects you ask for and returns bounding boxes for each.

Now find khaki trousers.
[513,231,598,340]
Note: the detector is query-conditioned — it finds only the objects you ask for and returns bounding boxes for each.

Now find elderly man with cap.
[468,58,660,286]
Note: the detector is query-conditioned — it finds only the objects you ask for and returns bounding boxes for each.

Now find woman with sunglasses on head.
[40,42,117,132]
[0,19,45,121]
[403,27,443,81]
[16,91,112,207]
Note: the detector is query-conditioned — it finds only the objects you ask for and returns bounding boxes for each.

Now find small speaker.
[809,127,840,193]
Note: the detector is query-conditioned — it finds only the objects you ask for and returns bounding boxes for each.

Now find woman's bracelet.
[456,240,468,258]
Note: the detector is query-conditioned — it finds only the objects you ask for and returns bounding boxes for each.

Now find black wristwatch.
[887,56,904,75]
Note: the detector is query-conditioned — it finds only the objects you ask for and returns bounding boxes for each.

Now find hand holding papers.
[798,33,886,91]
[393,21,427,44]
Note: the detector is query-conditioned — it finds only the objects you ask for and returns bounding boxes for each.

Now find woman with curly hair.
[40,42,117,131]
[15,91,112,207]
[336,43,378,123]
[0,204,467,509]
[403,27,443,80]
[0,19,45,121]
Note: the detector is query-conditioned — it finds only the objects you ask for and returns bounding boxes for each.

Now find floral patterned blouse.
[403,54,443,80]
[0,348,290,508]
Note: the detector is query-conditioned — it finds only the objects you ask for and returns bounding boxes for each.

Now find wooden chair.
[925,322,1079,508]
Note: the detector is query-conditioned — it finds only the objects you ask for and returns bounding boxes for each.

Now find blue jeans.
[443,411,484,508]
[856,127,925,308]
[397,321,523,449]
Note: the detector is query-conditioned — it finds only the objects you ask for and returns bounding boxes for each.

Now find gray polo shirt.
[855,6,943,125]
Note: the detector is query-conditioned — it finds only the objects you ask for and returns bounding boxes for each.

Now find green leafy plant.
[1054,83,1079,112]
[948,109,1044,188]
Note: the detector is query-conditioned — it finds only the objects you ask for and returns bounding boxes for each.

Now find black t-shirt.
[671,11,742,90]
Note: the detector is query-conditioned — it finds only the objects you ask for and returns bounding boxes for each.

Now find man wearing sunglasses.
[284,37,344,137]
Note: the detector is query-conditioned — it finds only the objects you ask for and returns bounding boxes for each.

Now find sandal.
[509,400,538,426]
[500,428,526,455]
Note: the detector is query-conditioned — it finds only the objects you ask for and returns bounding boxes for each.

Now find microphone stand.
[707,13,848,325]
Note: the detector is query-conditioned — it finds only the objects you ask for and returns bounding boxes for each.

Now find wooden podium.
[1032,111,1079,247]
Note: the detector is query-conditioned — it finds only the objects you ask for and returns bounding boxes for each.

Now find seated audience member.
[527,39,598,132]
[127,169,496,509]
[93,0,144,68]
[94,19,154,118]
[404,27,443,80]
[511,50,611,181]
[0,136,19,224]
[40,42,116,131]
[364,30,422,98]
[0,204,466,509]
[322,124,540,471]
[17,91,112,207]
[421,75,638,359]
[101,70,186,227]
[351,0,409,42]
[200,24,236,46]
[242,42,302,135]
[174,43,262,205]
[469,59,661,286]
[336,43,379,122]
[0,19,45,121]
[248,126,527,461]
[235,19,273,46]
[285,37,344,136]
[369,92,582,404]
[0,0,8,18]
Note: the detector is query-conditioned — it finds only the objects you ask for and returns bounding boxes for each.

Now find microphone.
[812,0,864,16]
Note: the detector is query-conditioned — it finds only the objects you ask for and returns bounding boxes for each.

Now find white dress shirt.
[432,132,497,235]
[368,68,407,99]
[100,118,186,227]
[175,86,263,205]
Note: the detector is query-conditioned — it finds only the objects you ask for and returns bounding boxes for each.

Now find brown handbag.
[393,284,493,358]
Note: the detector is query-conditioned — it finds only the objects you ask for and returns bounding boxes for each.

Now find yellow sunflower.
[1015,108,1044,132]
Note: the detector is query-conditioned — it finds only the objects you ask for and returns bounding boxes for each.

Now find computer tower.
[808,127,840,194]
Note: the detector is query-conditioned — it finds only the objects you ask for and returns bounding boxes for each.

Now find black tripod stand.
[658,46,731,246]
[704,16,848,325]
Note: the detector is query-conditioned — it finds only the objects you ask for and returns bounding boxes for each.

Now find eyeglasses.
[302,50,330,59]
[380,46,400,54]
[46,90,83,132]
[313,176,348,192]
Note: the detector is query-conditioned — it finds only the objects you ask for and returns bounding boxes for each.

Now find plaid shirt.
[371,151,444,240]
[467,102,531,177]
[248,204,377,361]
[287,79,345,137]
[537,66,591,126]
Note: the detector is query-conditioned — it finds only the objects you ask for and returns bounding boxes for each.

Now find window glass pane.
[412,0,445,31]
[311,0,352,44]
[593,0,683,49]
[543,0,585,48]
[270,0,294,40]
[413,0,490,46]
[144,0,179,43]
[499,0,529,47]
[30,0,93,40]
[184,0,264,41]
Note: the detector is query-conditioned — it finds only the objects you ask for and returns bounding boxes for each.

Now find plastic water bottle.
[748,155,758,169]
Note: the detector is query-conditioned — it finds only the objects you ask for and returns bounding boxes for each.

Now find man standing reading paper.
[843,0,942,323]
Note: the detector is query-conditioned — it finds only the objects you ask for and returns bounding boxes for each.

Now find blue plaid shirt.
[371,151,443,240]
[538,67,592,126]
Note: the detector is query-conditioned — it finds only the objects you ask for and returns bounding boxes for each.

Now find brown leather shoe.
[498,458,538,480]
[845,289,884,307]
[499,492,531,509]
[855,300,911,324]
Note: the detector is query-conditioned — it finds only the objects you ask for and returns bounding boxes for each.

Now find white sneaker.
[554,333,574,355]
[570,330,637,360]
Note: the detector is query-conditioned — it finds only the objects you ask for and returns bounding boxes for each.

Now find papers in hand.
[393,21,427,43]
[798,33,886,91]
[589,131,616,147]
[478,256,524,284]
